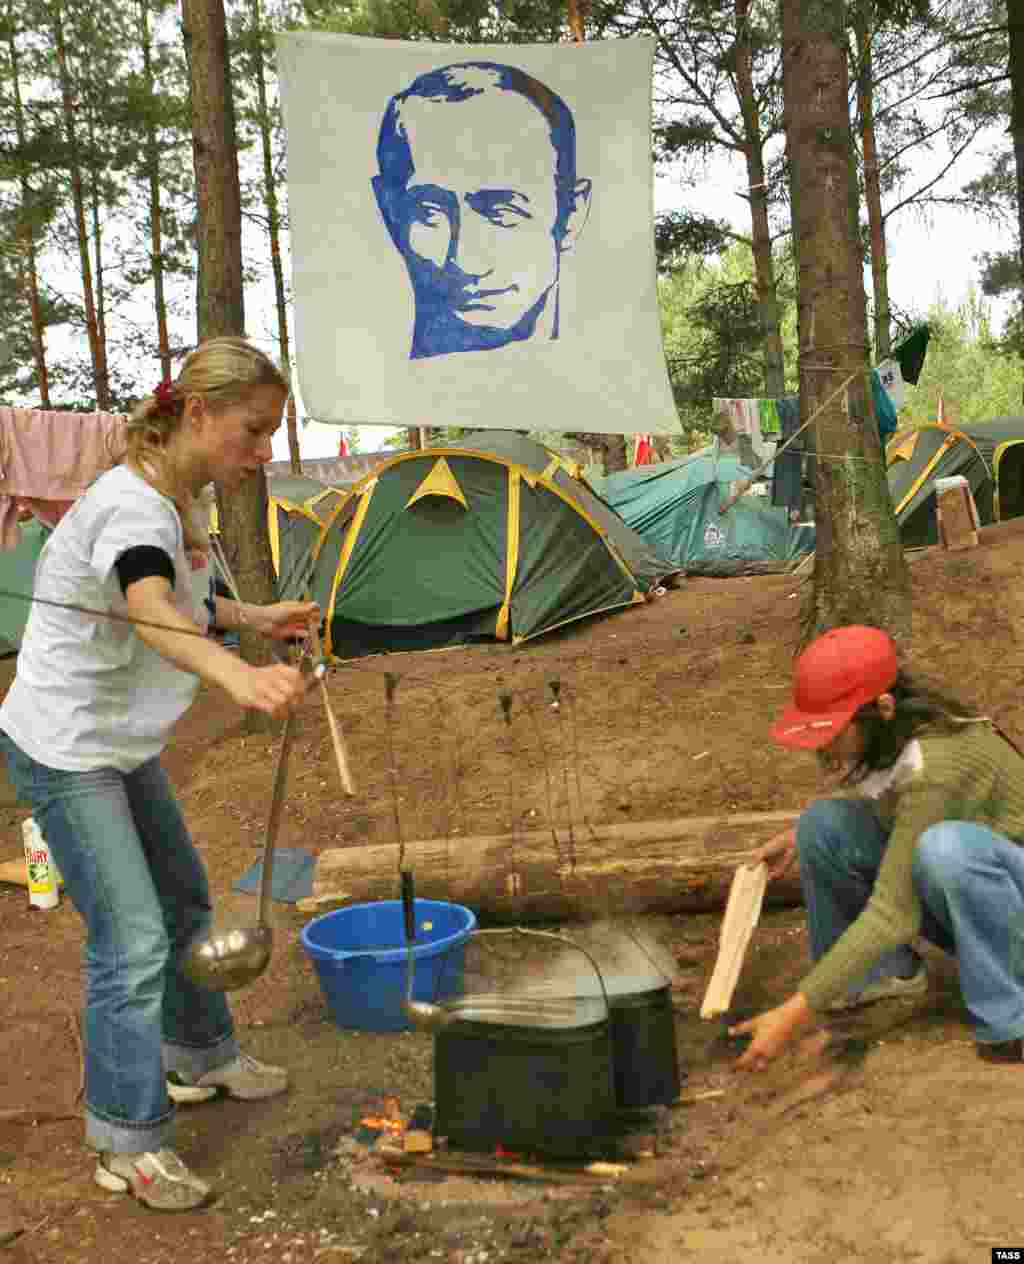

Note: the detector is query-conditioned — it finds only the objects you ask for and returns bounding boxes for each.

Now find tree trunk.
[139,0,172,381]
[7,23,51,407]
[1009,0,1024,406]
[182,0,244,341]
[303,810,803,922]
[248,0,301,473]
[854,11,890,359]
[50,0,110,409]
[735,0,786,396]
[603,435,629,473]
[87,113,107,382]
[182,0,277,686]
[780,0,910,641]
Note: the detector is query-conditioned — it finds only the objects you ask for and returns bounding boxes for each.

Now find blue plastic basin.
[300,898,477,1033]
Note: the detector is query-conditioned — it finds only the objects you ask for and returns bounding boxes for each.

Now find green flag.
[891,325,930,385]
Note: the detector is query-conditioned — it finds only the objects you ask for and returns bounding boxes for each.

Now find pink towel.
[0,407,126,549]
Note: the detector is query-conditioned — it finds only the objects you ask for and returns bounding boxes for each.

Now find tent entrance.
[996,442,1024,522]
[328,607,502,657]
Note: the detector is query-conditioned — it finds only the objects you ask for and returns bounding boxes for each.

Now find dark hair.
[375,62,579,238]
[835,670,984,784]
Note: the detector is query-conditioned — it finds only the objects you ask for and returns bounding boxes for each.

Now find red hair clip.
[154,380,176,411]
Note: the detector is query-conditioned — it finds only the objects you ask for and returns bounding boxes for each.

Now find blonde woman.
[0,337,319,1211]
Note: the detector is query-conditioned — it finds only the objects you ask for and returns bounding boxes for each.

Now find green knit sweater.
[800,723,1024,1011]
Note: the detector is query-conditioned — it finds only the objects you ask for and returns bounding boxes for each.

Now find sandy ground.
[3,518,1024,1263]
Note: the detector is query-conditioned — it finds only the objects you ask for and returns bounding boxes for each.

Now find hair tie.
[153,380,176,412]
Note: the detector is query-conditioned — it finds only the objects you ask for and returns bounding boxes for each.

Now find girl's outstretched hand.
[730,993,814,1070]
[253,601,320,642]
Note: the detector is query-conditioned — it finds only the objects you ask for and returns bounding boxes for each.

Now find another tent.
[264,475,346,599]
[307,431,679,656]
[0,519,49,654]
[588,449,815,576]
[210,474,346,600]
[886,419,1024,546]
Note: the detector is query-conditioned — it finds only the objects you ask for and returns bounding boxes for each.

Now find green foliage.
[308,0,568,42]
[654,210,735,269]
[900,292,1024,423]
[658,242,798,438]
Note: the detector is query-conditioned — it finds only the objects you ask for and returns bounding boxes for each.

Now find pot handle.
[401,870,416,945]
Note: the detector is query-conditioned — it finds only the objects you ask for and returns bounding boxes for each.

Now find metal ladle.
[400,870,455,1033]
[183,710,295,992]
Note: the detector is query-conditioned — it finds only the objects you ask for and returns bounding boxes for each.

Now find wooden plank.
[700,861,768,1019]
[936,483,979,550]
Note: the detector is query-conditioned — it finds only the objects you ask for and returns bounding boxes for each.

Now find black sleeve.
[114,545,176,596]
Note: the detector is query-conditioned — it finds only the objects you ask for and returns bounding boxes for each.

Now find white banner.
[276,32,678,434]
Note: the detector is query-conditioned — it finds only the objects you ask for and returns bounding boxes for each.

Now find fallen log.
[301,810,804,922]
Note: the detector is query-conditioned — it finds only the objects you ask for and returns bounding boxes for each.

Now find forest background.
[0,0,1020,462]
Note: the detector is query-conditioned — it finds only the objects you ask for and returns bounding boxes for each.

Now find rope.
[0,588,211,640]
[718,366,864,514]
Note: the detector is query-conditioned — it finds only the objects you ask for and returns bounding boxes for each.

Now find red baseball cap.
[770,625,899,749]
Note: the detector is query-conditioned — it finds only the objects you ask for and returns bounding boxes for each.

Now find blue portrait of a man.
[372,62,593,360]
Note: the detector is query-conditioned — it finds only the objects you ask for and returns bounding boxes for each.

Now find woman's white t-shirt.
[0,465,210,772]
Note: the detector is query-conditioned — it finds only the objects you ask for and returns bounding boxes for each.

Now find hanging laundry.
[633,434,655,465]
[770,396,808,514]
[890,324,930,385]
[870,369,898,443]
[758,398,782,437]
[0,408,126,549]
[873,358,905,412]
[712,398,770,467]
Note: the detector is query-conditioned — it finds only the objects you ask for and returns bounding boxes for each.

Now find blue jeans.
[0,732,238,1152]
[798,798,1024,1043]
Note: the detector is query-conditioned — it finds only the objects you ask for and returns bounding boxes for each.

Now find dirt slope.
[2,519,1024,1263]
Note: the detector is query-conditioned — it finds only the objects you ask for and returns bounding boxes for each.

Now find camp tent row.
[210,418,1024,654]
[8,420,1024,658]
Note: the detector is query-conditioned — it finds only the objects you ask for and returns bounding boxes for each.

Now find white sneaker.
[94,1148,211,1212]
[167,1051,288,1103]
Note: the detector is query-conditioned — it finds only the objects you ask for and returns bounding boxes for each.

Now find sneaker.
[167,1052,288,1104]
[94,1148,212,1212]
[826,965,928,1013]
[977,1038,1024,1063]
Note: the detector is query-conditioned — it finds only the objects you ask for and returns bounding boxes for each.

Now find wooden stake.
[308,626,355,796]
[700,861,768,1019]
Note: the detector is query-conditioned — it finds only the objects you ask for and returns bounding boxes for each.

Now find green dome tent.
[588,448,815,576]
[886,419,1024,547]
[306,432,679,657]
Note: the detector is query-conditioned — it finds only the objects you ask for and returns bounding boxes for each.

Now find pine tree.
[183,0,278,683]
[781,0,910,639]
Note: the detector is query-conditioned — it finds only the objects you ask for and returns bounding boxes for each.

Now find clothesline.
[717,368,863,515]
